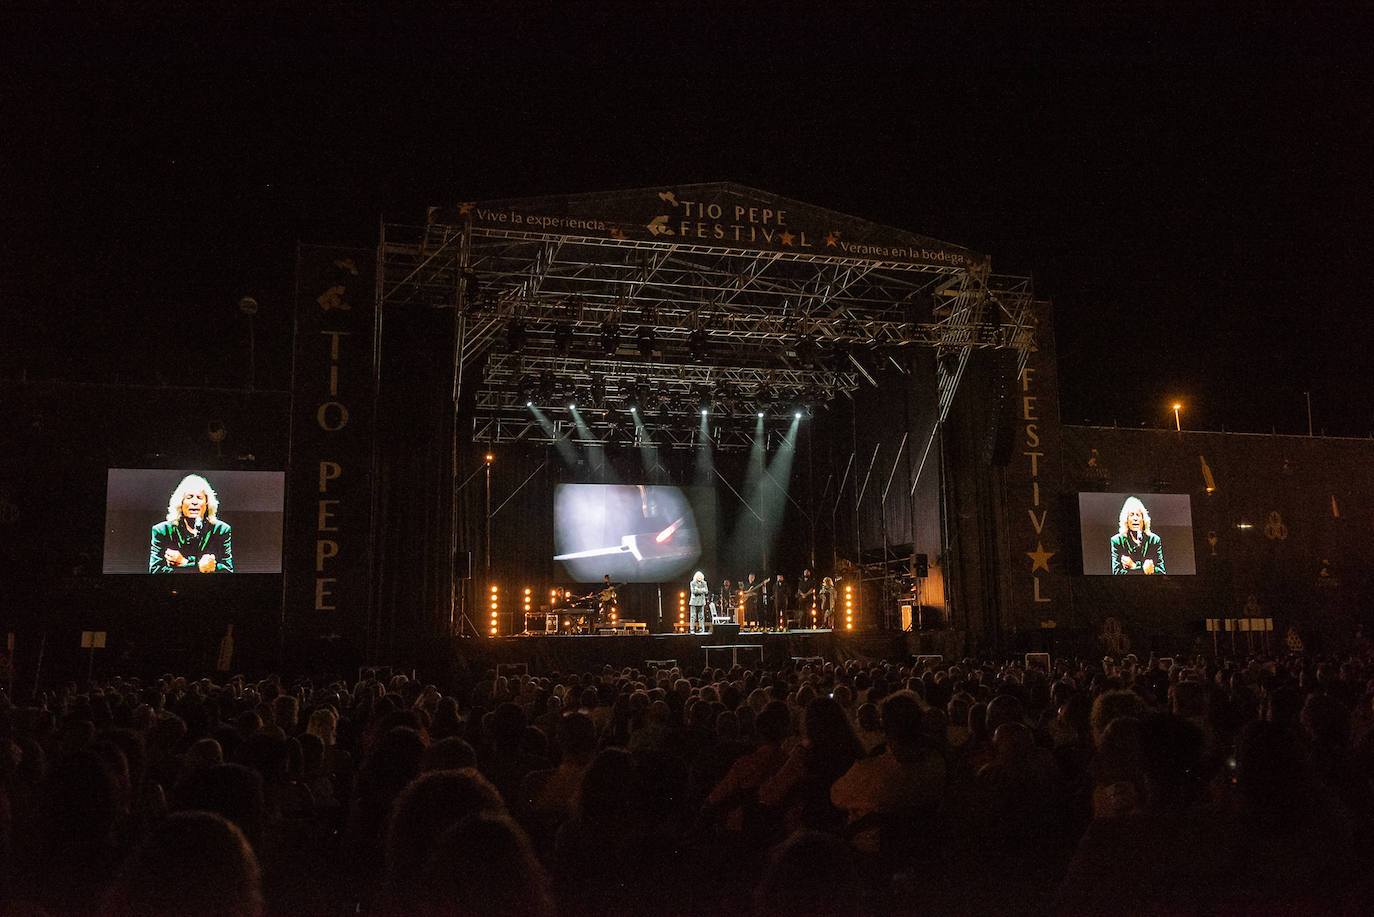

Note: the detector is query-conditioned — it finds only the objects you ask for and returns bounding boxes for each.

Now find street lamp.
[1172,403,1182,431]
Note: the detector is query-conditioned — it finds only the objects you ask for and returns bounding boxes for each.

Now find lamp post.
[1172,403,1182,432]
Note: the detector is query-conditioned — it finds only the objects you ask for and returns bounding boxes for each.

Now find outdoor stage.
[451,627,966,675]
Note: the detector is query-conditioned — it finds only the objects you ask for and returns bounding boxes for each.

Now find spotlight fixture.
[553,325,573,355]
[694,386,713,415]
[636,326,656,357]
[688,328,708,363]
[589,376,607,408]
[599,321,619,355]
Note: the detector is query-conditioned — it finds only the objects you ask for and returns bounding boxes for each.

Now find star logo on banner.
[658,191,680,207]
[825,231,840,247]
[1027,542,1054,573]
[458,202,474,215]
[779,230,795,246]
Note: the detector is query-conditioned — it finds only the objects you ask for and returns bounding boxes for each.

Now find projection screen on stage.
[553,483,708,583]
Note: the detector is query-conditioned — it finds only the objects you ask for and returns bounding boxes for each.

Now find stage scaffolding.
[378,185,1038,452]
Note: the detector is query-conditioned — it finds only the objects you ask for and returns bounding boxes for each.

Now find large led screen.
[103,469,286,574]
[1078,492,1196,576]
[553,483,709,583]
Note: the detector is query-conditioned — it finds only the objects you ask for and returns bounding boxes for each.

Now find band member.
[150,474,233,573]
[1111,496,1165,575]
[598,574,619,625]
[773,573,791,630]
[741,572,763,627]
[819,577,836,628]
[689,571,709,633]
[719,578,735,622]
[796,568,817,625]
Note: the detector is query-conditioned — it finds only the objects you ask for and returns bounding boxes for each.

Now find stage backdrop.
[287,246,377,648]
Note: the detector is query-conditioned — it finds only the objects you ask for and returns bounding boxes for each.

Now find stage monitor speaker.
[709,623,740,644]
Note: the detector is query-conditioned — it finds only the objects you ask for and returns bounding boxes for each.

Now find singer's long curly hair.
[166,474,220,524]
[1117,496,1152,537]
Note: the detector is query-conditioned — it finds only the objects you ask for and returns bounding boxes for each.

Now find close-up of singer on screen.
[148,473,234,573]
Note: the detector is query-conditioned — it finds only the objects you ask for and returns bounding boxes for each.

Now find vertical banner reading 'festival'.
[287,246,376,639]
[1004,301,1068,631]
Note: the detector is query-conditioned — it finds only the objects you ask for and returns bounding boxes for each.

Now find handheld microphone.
[191,517,202,536]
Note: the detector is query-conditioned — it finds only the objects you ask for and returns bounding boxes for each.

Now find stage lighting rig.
[636,326,656,357]
[553,325,574,355]
[688,328,709,363]
[695,386,713,415]
[599,321,620,355]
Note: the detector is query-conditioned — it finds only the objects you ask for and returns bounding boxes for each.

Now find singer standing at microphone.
[149,474,234,573]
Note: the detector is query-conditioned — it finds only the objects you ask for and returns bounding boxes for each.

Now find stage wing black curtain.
[372,303,458,659]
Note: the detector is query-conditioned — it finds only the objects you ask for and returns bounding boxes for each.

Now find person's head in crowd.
[578,747,643,823]
[234,731,289,786]
[556,711,597,766]
[754,830,862,917]
[430,696,463,740]
[1090,717,1145,792]
[385,768,506,895]
[172,763,266,850]
[419,811,554,917]
[270,695,299,733]
[422,736,478,772]
[856,702,881,734]
[755,700,791,746]
[306,707,338,746]
[100,811,262,917]
[186,737,225,772]
[1091,689,1147,748]
[1300,692,1349,749]
[1138,713,1204,811]
[991,721,1036,766]
[297,732,325,781]
[880,690,923,750]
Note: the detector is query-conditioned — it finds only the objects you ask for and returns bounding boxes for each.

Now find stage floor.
[450,628,966,675]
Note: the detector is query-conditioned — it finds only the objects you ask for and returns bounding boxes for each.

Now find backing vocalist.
[149,474,234,573]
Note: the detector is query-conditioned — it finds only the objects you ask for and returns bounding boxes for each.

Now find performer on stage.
[797,568,817,626]
[741,572,763,627]
[1110,496,1165,575]
[149,474,233,573]
[773,573,791,630]
[598,574,619,625]
[689,571,709,633]
[819,577,836,628]
[719,578,735,622]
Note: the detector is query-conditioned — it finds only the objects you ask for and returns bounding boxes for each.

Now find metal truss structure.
[379,210,1039,451]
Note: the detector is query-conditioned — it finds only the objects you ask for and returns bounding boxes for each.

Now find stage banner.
[287,245,377,641]
[431,182,982,271]
[1003,300,1069,630]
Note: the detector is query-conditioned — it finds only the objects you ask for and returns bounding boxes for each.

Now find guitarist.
[597,574,619,625]
[740,572,764,628]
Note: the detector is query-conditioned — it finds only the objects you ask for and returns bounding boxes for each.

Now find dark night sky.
[4,2,1371,436]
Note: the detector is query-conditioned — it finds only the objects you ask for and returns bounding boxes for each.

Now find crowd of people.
[2,644,1373,916]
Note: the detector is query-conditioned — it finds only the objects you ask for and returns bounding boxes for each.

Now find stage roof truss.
[380,190,1038,449]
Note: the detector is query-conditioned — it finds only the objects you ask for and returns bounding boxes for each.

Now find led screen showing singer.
[149,474,233,573]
